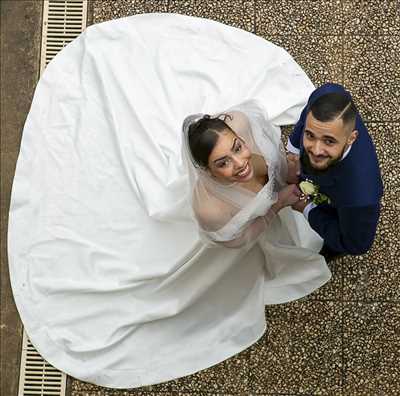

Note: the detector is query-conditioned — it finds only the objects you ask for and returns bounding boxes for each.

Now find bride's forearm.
[218,216,267,248]
[271,201,283,213]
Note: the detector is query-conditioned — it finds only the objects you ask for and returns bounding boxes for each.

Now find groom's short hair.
[310,92,357,132]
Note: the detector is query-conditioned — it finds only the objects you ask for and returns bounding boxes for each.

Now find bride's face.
[207,130,253,183]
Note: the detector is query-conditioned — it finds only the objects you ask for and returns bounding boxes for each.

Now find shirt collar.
[341,145,352,161]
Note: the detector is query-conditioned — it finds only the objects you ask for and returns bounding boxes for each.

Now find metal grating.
[18,2,88,395]
[40,0,88,74]
[18,331,67,396]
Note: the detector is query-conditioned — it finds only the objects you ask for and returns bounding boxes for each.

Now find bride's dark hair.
[188,114,233,168]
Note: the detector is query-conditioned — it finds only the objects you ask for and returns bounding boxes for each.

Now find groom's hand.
[292,196,309,213]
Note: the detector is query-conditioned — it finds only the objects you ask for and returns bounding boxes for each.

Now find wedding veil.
[182,100,288,246]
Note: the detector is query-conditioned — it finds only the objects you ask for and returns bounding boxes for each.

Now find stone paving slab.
[342,0,400,35]
[262,35,343,94]
[248,301,342,395]
[342,302,400,395]
[343,35,400,122]
[342,210,400,302]
[71,392,173,396]
[307,258,342,301]
[255,0,343,36]
[169,0,255,32]
[71,378,173,393]
[168,350,249,393]
[92,0,169,24]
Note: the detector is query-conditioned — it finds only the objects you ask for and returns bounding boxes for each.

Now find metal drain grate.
[18,331,67,396]
[18,1,88,395]
[40,0,88,74]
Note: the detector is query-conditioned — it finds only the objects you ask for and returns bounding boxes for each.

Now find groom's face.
[302,111,358,171]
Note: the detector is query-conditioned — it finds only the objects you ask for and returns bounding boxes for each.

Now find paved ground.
[1,2,42,395]
[1,1,399,395]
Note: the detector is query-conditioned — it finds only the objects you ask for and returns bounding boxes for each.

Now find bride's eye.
[234,143,242,153]
[217,159,230,168]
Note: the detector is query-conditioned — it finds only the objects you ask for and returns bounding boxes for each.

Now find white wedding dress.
[8,13,330,388]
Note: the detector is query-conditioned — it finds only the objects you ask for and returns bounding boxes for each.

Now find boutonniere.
[299,179,331,205]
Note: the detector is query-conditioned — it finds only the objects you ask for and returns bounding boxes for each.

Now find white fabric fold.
[287,138,301,155]
[8,13,330,388]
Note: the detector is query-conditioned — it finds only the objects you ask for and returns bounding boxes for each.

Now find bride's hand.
[272,184,302,213]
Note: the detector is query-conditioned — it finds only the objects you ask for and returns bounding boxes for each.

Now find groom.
[288,83,383,261]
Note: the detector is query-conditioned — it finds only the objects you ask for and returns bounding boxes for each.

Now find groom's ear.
[348,129,358,145]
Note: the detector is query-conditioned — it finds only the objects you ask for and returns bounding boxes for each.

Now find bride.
[184,101,303,248]
[8,13,331,389]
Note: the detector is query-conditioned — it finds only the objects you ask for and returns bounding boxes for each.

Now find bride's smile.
[235,161,251,179]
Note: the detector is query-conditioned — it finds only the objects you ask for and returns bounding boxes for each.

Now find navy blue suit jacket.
[289,83,383,255]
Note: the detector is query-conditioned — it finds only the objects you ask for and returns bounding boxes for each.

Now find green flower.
[312,192,331,205]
